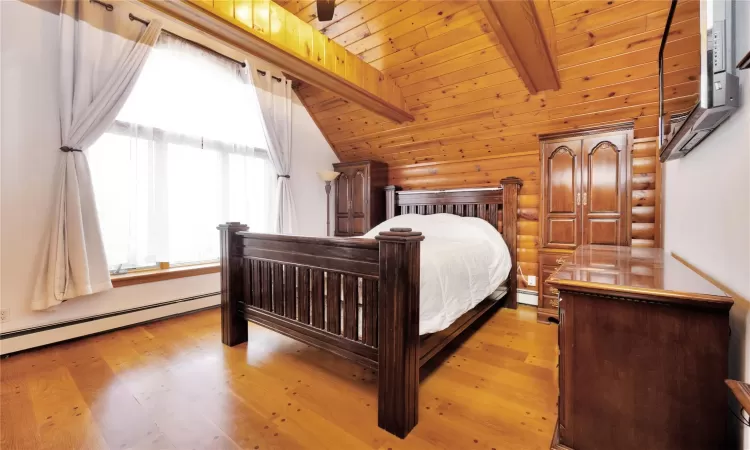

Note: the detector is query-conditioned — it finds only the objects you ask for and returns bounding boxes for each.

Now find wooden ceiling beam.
[479,0,560,95]
[141,0,413,123]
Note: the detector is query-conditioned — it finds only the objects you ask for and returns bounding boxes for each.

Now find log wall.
[388,136,661,293]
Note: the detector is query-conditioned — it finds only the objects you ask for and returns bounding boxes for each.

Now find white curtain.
[88,34,274,270]
[245,67,296,234]
[33,2,162,310]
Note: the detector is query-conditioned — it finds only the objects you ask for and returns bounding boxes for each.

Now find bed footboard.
[218,228,381,365]
[218,225,424,437]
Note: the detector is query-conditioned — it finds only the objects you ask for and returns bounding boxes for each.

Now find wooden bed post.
[501,177,523,309]
[385,185,398,220]
[218,222,249,346]
[375,227,424,438]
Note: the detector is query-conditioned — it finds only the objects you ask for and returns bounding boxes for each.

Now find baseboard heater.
[0,292,219,355]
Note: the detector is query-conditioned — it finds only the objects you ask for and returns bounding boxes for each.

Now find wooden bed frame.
[218,177,522,438]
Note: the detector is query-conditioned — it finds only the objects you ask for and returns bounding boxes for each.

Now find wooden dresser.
[548,245,733,450]
[332,160,388,237]
[538,129,633,323]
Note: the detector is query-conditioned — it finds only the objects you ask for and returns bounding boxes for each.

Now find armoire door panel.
[541,139,582,249]
[336,216,350,235]
[351,169,367,217]
[351,217,366,235]
[548,147,578,214]
[586,141,620,214]
[587,219,621,245]
[548,218,578,248]
[337,172,350,214]
[581,132,631,246]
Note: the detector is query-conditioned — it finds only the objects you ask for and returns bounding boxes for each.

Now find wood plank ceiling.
[280,0,699,290]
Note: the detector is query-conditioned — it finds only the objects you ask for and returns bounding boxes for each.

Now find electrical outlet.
[0,309,9,323]
[527,275,537,287]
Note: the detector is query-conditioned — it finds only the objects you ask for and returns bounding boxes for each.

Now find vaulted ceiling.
[279,0,700,173]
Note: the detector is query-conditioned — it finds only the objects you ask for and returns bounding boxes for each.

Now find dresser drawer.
[542,266,561,297]
[540,252,572,267]
[538,250,571,323]
[541,294,559,310]
[543,280,560,298]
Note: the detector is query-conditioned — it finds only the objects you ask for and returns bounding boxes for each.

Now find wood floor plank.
[26,366,110,450]
[0,375,42,450]
[1,306,558,449]
[63,340,170,450]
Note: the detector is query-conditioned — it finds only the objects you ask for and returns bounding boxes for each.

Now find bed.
[217,177,522,438]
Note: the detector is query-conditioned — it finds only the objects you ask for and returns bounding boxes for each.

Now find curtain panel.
[244,67,296,234]
[33,1,161,310]
[87,33,274,271]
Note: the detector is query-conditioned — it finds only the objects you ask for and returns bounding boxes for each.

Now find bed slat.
[261,261,272,311]
[489,204,498,228]
[343,275,358,340]
[250,260,260,308]
[242,259,252,308]
[272,263,284,315]
[285,265,296,319]
[362,278,378,347]
[311,269,325,328]
[326,272,341,334]
[298,267,311,325]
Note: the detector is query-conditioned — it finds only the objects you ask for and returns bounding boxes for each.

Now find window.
[89,34,274,271]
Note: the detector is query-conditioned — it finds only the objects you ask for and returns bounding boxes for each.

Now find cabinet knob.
[556,257,567,265]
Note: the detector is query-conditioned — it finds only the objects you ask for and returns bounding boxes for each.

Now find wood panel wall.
[280,0,697,293]
[632,137,660,249]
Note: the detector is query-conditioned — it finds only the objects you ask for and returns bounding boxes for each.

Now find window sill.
[111,263,220,288]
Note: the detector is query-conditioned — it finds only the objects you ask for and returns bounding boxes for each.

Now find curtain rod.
[128,13,246,68]
[129,13,283,82]
[90,0,283,82]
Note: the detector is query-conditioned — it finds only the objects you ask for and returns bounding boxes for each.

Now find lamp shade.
[317,171,340,182]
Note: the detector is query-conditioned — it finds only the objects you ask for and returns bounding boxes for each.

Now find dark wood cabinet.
[548,245,732,450]
[538,129,632,322]
[333,160,387,236]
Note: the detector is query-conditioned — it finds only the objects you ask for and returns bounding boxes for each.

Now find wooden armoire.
[332,160,388,237]
[538,129,633,322]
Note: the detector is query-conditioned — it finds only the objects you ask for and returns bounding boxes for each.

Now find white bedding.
[363,214,511,335]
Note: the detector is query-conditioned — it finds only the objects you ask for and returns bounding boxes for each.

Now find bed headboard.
[384,177,523,308]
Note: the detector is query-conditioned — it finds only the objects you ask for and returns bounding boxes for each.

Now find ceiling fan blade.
[316,0,335,21]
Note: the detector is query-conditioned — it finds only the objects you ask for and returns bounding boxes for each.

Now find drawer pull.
[556,257,567,265]
[551,298,559,308]
[550,287,559,295]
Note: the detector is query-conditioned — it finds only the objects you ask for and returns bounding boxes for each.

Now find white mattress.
[363,214,511,335]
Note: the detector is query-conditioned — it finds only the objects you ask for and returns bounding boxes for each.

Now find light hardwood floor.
[0,305,558,450]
